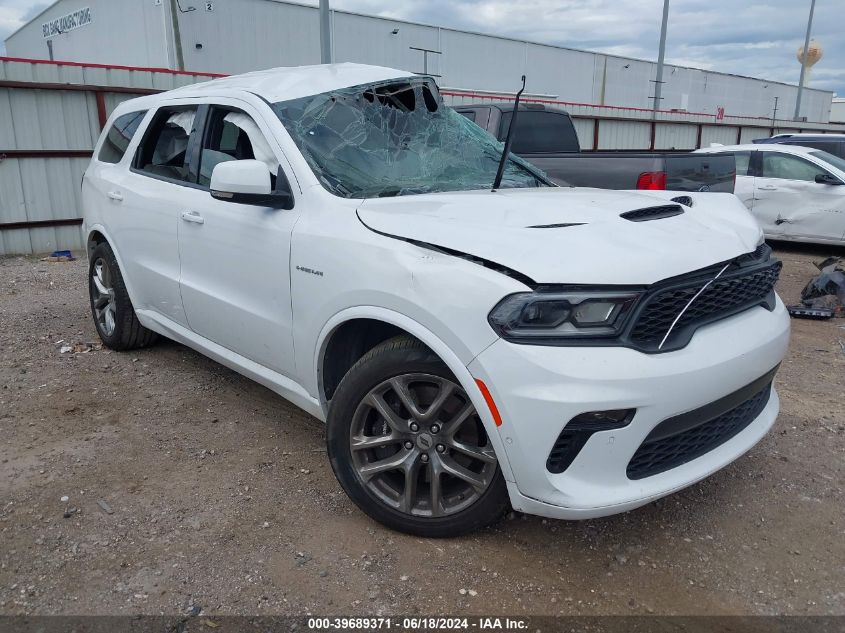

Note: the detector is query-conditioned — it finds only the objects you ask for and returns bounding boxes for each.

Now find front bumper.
[468,297,791,520]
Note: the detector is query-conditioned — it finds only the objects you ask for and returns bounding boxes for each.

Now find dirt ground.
[0,243,843,617]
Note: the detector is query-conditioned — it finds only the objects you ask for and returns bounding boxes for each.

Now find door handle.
[757,186,778,191]
[107,191,124,201]
[181,210,204,224]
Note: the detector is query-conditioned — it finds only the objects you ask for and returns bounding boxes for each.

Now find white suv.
[82,64,790,537]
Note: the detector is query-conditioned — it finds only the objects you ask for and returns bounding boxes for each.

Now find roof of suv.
[156,63,414,104]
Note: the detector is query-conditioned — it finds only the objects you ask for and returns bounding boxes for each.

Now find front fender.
[314,306,515,482]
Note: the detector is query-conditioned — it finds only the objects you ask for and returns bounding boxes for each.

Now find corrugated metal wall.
[0,58,219,255]
[2,57,845,255]
[443,89,845,151]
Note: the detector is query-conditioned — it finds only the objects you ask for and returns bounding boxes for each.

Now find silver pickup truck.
[455,103,736,193]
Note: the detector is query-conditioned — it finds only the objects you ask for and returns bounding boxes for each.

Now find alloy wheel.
[349,373,497,517]
[91,258,117,336]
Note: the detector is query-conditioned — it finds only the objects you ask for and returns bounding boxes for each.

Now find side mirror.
[210,160,294,209]
[815,173,843,185]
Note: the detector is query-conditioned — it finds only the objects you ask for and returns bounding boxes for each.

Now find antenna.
[492,75,526,191]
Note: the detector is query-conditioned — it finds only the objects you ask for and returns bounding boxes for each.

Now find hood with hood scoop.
[357,187,763,286]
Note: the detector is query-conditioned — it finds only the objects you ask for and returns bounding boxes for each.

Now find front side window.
[98,110,147,164]
[272,78,549,198]
[134,106,199,183]
[761,152,827,182]
[198,107,280,187]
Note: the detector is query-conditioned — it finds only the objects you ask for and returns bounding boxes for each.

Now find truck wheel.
[88,242,158,351]
[327,335,508,537]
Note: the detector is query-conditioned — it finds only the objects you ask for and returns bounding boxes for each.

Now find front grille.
[629,258,781,351]
[626,376,774,480]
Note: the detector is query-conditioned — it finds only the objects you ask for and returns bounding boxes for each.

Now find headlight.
[488,291,642,341]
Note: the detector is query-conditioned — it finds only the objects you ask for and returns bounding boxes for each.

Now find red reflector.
[475,379,503,427]
[636,171,667,190]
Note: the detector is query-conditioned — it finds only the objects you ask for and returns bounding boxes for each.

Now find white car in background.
[82,64,790,537]
[696,143,845,245]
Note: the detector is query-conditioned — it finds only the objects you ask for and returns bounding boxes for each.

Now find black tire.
[88,241,158,351]
[327,335,509,537]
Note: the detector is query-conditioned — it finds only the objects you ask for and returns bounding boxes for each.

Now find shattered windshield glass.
[272,78,551,198]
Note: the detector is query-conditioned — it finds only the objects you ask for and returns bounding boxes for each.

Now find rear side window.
[499,110,580,154]
[97,110,147,164]
[134,106,199,183]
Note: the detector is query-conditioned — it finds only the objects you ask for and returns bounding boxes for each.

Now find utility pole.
[320,0,332,64]
[651,0,670,114]
[168,0,186,71]
[771,96,779,133]
[794,0,816,120]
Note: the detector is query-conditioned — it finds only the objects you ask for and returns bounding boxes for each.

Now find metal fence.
[441,89,845,151]
[2,56,845,255]
[0,57,222,255]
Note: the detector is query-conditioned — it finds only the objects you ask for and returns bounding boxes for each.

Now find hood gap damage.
[356,211,537,288]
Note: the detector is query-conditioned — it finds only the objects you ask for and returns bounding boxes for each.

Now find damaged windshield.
[272,78,551,198]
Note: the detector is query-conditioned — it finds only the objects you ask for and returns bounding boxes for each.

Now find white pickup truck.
[82,63,789,537]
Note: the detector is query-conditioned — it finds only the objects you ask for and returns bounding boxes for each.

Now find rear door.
[176,99,302,377]
[753,151,845,242]
[106,104,203,327]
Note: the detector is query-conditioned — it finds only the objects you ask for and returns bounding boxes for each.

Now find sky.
[1,0,842,96]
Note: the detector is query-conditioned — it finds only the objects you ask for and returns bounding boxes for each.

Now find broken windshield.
[272,78,551,198]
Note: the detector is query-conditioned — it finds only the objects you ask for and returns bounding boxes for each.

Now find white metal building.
[832,98,845,123]
[4,0,835,122]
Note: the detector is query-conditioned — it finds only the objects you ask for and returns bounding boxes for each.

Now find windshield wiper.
[492,75,526,192]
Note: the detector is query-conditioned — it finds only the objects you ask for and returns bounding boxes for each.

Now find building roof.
[165,62,413,102]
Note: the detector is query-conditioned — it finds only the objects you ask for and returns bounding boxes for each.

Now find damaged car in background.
[696,143,845,245]
[82,64,790,537]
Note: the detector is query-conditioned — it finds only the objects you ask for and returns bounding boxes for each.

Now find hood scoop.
[621,204,684,222]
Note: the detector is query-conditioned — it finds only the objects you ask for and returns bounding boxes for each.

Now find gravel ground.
[0,243,843,617]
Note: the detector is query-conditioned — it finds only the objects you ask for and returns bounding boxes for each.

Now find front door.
[754,151,845,242]
[177,103,300,377]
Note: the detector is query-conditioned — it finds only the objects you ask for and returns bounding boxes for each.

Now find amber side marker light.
[475,379,503,427]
